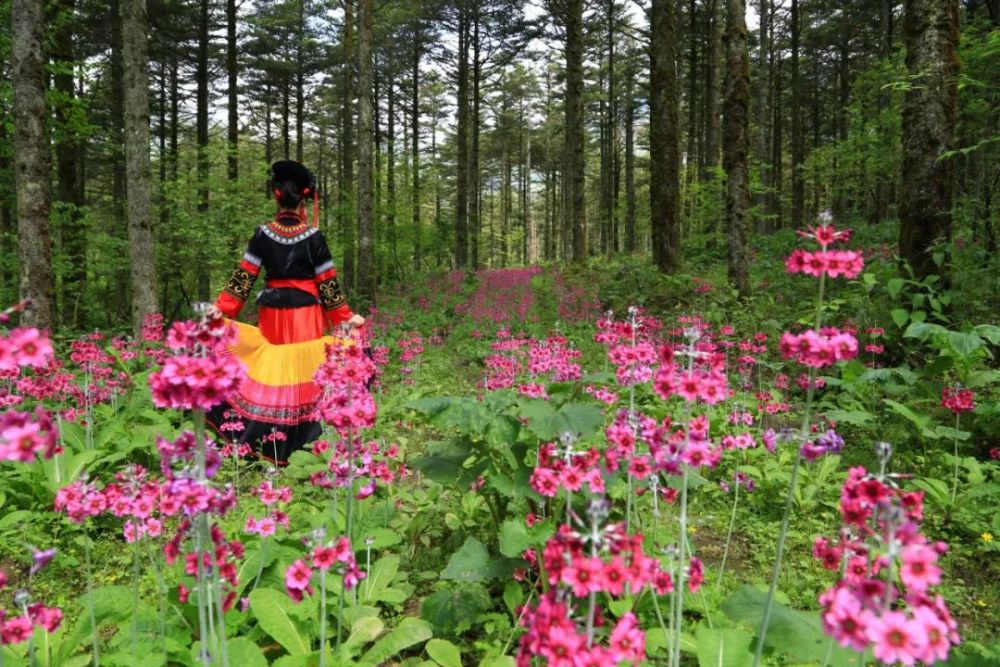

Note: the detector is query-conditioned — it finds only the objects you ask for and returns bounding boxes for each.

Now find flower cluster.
[284,536,365,602]
[530,441,606,497]
[312,341,378,433]
[814,464,959,664]
[517,598,645,667]
[785,249,865,279]
[799,429,845,462]
[0,327,54,372]
[0,570,63,646]
[244,479,293,538]
[1,406,60,461]
[779,328,859,368]
[149,316,244,410]
[941,386,975,415]
[308,438,405,496]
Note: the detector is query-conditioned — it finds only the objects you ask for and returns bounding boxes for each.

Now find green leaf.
[343,616,385,653]
[502,580,524,617]
[248,588,311,656]
[410,441,481,485]
[360,556,406,605]
[357,617,432,666]
[519,401,605,441]
[225,637,268,667]
[695,626,754,667]
[721,586,868,666]
[425,638,463,667]
[890,309,909,328]
[441,537,511,582]
[886,278,904,298]
[421,584,492,635]
[973,324,1000,345]
[498,519,553,558]
[948,331,983,358]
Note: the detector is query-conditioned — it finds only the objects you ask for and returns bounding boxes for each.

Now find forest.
[1,0,999,664]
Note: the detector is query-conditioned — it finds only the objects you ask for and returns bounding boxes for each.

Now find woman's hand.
[347,314,366,328]
[205,305,223,321]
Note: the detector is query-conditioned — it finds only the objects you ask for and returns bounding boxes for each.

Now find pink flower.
[561,556,604,597]
[285,559,313,593]
[822,587,869,651]
[608,612,645,663]
[899,544,941,593]
[866,611,927,666]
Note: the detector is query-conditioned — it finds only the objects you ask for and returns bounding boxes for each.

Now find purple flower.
[30,547,57,576]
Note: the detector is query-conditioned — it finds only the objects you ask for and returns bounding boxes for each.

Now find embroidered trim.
[261,223,318,245]
[223,267,255,302]
[244,251,262,267]
[315,260,335,276]
[317,275,347,310]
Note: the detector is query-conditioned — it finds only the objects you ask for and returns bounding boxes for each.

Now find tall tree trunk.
[702,0,723,177]
[356,0,375,302]
[122,0,158,333]
[755,0,771,232]
[723,0,750,294]
[523,121,533,262]
[227,0,238,180]
[564,0,586,261]
[790,0,805,227]
[770,56,783,228]
[53,0,86,327]
[295,0,305,162]
[12,0,55,329]
[684,0,698,204]
[282,81,291,159]
[649,0,681,272]
[411,25,422,271]
[387,75,398,276]
[454,5,470,268]
[625,69,636,253]
[110,0,126,225]
[340,0,356,288]
[899,0,959,278]
[470,14,482,269]
[196,0,210,300]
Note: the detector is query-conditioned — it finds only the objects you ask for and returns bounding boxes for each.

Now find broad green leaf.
[886,278,904,298]
[441,537,511,581]
[721,585,867,666]
[344,616,385,652]
[498,518,553,558]
[890,308,909,328]
[502,580,524,617]
[948,331,983,358]
[425,638,463,667]
[695,626,754,667]
[357,617,432,666]
[225,637,268,667]
[973,324,1000,345]
[249,588,311,656]
[360,555,406,605]
[421,584,492,635]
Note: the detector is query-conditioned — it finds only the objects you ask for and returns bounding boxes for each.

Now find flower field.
[2,224,1000,666]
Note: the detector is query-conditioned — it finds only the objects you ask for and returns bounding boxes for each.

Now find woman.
[206,160,364,463]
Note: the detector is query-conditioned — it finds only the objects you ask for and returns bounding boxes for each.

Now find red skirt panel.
[258,305,325,344]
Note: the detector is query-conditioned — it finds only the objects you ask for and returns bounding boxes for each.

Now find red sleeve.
[214,235,263,318]
[313,232,353,329]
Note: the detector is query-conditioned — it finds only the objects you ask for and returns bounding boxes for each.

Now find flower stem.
[950,413,961,506]
[83,525,100,667]
[319,568,328,667]
[717,471,741,591]
[672,464,689,667]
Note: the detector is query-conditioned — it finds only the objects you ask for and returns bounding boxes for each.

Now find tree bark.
[122,0,158,333]
[227,0,238,180]
[387,73,398,276]
[702,0,723,176]
[411,23,422,271]
[723,0,751,295]
[470,12,483,269]
[563,0,586,261]
[295,0,305,162]
[340,0,356,288]
[12,0,56,329]
[790,0,805,228]
[454,4,470,268]
[649,0,681,272]
[110,0,126,224]
[356,0,375,302]
[625,66,636,253]
[53,0,87,327]
[899,0,959,278]
[196,0,210,300]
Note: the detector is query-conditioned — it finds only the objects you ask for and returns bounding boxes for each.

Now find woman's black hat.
[269,160,317,197]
